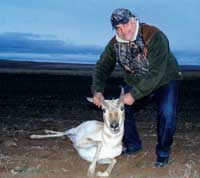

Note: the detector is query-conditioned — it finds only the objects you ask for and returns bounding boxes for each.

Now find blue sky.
[0,0,200,52]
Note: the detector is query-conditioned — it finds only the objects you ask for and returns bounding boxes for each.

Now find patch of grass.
[168,160,200,178]
[134,175,144,178]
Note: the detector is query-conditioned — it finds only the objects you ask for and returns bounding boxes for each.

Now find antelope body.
[30,89,125,177]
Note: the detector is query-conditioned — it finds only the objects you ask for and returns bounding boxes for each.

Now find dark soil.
[0,73,199,178]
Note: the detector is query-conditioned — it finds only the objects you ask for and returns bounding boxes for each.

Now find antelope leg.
[87,141,102,177]
[96,158,117,177]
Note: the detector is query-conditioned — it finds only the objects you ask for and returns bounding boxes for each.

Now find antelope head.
[87,88,125,134]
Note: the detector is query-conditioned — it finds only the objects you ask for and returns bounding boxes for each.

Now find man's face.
[115,19,136,41]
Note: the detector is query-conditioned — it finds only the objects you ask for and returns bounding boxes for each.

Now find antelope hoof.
[96,171,109,177]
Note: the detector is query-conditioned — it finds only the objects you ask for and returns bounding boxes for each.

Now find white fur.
[30,89,125,177]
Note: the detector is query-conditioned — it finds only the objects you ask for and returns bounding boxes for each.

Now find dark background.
[0,73,199,133]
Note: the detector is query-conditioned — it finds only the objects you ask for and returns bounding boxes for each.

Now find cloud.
[0,32,103,55]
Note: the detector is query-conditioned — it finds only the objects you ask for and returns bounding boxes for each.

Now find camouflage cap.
[111,8,136,29]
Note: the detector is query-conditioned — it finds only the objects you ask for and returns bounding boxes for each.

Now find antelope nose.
[110,121,119,129]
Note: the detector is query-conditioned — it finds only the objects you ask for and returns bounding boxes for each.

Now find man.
[91,8,182,167]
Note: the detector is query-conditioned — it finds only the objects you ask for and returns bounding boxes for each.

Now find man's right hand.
[93,92,104,108]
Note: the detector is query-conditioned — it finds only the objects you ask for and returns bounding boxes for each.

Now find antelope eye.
[102,108,106,113]
[120,106,124,111]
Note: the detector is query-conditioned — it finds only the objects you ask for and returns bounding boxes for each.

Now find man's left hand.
[123,92,135,105]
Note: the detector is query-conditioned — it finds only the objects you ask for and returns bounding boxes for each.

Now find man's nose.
[121,26,127,34]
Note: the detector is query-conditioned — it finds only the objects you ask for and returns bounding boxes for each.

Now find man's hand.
[123,92,135,105]
[93,92,104,108]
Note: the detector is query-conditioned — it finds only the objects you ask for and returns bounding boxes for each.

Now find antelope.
[30,88,125,177]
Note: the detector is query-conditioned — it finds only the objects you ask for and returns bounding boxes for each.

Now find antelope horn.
[117,87,124,105]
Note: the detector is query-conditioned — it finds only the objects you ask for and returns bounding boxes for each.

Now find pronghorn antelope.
[30,88,125,177]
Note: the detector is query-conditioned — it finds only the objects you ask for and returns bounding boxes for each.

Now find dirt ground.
[0,73,200,178]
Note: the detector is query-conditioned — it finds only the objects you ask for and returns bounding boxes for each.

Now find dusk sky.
[0,0,200,52]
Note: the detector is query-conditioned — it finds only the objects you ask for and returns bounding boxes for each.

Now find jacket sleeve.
[130,32,170,100]
[92,40,117,94]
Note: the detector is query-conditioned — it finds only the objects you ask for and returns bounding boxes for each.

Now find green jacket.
[92,23,182,100]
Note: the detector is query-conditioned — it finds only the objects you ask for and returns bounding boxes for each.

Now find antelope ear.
[86,97,93,103]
